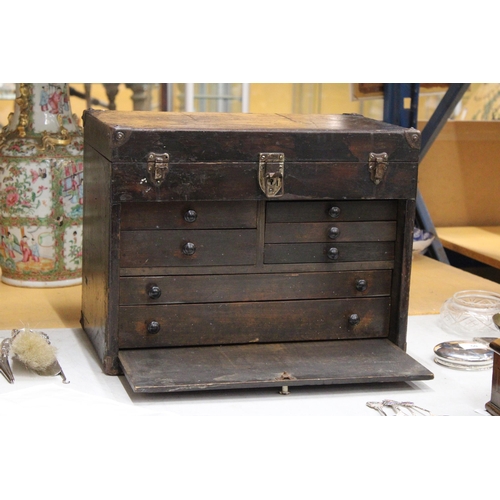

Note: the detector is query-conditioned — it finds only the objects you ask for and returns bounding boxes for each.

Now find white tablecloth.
[2,314,499,500]
[0,315,495,417]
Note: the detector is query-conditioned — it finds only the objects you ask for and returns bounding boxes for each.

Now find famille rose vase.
[0,83,83,287]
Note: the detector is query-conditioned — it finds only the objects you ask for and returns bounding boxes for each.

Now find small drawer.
[119,270,393,305]
[265,221,397,243]
[117,297,391,348]
[121,201,257,230]
[264,241,394,264]
[266,200,397,223]
[120,229,257,268]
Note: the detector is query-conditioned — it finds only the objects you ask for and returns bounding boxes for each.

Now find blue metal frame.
[383,83,471,263]
[383,83,421,128]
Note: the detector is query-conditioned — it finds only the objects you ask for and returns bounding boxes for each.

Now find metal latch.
[147,153,169,186]
[368,152,388,185]
[259,152,284,197]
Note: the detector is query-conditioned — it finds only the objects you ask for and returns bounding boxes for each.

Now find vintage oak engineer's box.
[81,110,433,393]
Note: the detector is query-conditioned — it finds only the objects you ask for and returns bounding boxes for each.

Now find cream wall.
[0,83,484,129]
[1,83,364,127]
[249,83,295,113]
[418,120,500,227]
[248,83,362,114]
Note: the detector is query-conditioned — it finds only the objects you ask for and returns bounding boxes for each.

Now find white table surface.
[2,314,499,500]
[0,314,495,417]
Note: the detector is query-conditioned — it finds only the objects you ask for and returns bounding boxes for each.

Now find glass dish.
[439,290,500,338]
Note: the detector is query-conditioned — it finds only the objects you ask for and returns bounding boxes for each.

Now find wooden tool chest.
[81,110,433,393]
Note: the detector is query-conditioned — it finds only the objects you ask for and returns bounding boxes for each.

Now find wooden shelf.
[437,226,500,269]
[0,276,81,330]
[409,253,500,314]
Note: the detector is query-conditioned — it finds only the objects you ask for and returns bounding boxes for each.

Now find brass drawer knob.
[147,321,161,334]
[184,209,198,223]
[355,279,368,292]
[328,226,340,239]
[182,242,196,256]
[328,206,341,218]
[327,247,339,260]
[348,314,360,326]
[147,285,162,299]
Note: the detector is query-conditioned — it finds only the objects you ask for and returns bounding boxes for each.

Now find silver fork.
[382,399,408,416]
[366,401,388,416]
[398,401,434,416]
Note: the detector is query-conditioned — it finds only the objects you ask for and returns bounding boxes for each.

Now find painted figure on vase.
[39,86,49,112]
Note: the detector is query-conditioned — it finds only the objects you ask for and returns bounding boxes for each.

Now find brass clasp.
[368,152,388,185]
[259,152,284,197]
[147,153,169,186]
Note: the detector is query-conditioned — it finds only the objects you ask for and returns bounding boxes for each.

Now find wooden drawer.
[265,221,397,243]
[117,297,391,348]
[119,270,393,305]
[121,201,257,230]
[120,229,257,267]
[266,200,397,223]
[264,241,394,264]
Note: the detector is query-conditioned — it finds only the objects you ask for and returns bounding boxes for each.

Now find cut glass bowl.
[438,290,500,338]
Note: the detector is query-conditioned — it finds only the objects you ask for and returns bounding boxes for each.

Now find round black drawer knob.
[348,314,360,326]
[184,210,198,223]
[327,247,339,260]
[328,206,341,219]
[355,279,368,292]
[328,226,340,239]
[182,242,196,256]
[147,285,162,299]
[147,321,161,334]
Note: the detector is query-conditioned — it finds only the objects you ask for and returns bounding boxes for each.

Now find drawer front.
[266,200,397,223]
[265,221,397,243]
[120,201,257,230]
[120,229,257,267]
[264,242,394,264]
[118,297,391,348]
[119,270,393,305]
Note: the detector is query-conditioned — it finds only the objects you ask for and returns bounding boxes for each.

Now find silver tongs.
[0,338,14,383]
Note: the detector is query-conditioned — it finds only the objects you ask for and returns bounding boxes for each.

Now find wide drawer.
[120,229,257,267]
[119,270,393,305]
[266,200,397,222]
[264,241,394,264]
[117,297,391,348]
[265,221,397,243]
[120,200,257,230]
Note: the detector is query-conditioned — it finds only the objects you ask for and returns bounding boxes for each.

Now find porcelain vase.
[0,83,83,287]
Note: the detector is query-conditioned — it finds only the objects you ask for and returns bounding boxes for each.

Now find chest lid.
[83,109,421,164]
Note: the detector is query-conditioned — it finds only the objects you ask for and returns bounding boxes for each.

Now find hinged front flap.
[118,339,433,393]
